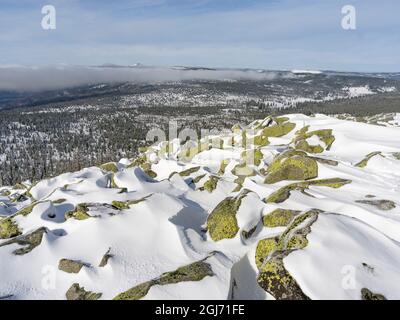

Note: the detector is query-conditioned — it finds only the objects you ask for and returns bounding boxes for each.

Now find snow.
[1,114,400,300]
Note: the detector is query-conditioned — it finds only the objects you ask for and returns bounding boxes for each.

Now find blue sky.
[0,0,399,72]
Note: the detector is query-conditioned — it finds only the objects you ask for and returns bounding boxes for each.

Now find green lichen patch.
[200,176,219,193]
[65,204,91,220]
[361,288,386,300]
[255,237,278,269]
[58,259,86,274]
[262,121,296,138]
[253,133,270,147]
[0,217,22,239]
[293,129,335,154]
[99,248,113,267]
[241,149,264,166]
[263,209,300,228]
[113,260,214,300]
[257,254,310,300]
[0,227,47,255]
[100,162,118,173]
[356,199,396,211]
[264,152,318,184]
[66,283,102,300]
[355,152,382,168]
[179,166,200,177]
[265,178,352,203]
[207,191,249,241]
[277,210,319,250]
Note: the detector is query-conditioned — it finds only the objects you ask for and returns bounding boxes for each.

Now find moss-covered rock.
[361,288,386,300]
[100,162,118,173]
[264,151,318,184]
[65,204,91,220]
[58,259,86,274]
[0,217,22,239]
[265,178,352,203]
[207,191,249,241]
[263,209,300,228]
[0,227,47,255]
[356,199,396,211]
[113,260,213,300]
[355,152,382,168]
[66,283,102,300]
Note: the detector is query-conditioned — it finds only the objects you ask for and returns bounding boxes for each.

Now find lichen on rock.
[256,210,320,299]
[207,190,249,241]
[263,209,301,228]
[99,248,113,267]
[264,150,318,184]
[66,283,102,300]
[58,259,87,274]
[65,203,91,220]
[355,151,382,168]
[200,176,219,193]
[100,162,118,173]
[0,217,22,239]
[255,237,278,269]
[265,178,352,203]
[293,129,335,154]
[179,166,200,177]
[356,199,396,211]
[113,260,214,300]
[0,227,47,255]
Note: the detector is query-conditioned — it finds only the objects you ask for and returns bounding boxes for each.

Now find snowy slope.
[1,114,400,300]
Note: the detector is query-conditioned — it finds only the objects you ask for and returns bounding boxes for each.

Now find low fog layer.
[0,65,286,92]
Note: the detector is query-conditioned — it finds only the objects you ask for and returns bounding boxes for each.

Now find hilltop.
[1,114,400,300]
